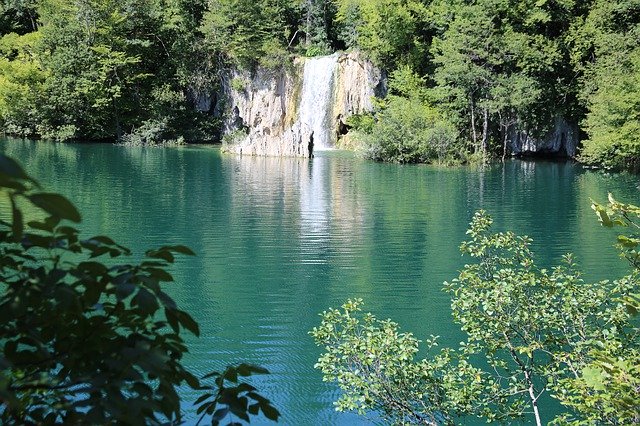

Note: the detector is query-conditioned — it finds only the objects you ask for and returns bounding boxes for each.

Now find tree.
[35,0,171,140]
[428,0,581,159]
[201,0,296,68]
[0,0,38,35]
[0,0,220,143]
[313,205,639,425]
[558,194,640,424]
[0,31,46,137]
[573,0,640,170]
[311,299,489,425]
[348,66,459,164]
[0,154,279,424]
[333,0,431,70]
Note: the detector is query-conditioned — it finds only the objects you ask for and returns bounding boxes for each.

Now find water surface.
[3,139,638,424]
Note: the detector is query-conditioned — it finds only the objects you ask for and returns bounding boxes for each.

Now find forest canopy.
[0,0,637,169]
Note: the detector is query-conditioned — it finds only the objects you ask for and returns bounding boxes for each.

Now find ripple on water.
[2,140,638,425]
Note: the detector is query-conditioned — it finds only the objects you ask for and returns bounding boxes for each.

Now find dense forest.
[0,0,638,169]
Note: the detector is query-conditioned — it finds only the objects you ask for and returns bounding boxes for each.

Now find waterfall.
[297,54,339,151]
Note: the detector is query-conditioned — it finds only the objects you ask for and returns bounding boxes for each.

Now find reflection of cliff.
[224,153,368,261]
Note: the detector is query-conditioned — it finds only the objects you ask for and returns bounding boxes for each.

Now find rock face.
[222,51,385,157]
[510,117,578,157]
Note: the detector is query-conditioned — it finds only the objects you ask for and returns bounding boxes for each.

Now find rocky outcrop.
[221,64,309,157]
[222,51,385,158]
[333,52,386,130]
[510,117,578,157]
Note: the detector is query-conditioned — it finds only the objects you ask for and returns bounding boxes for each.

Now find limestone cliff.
[221,51,385,158]
[510,117,578,157]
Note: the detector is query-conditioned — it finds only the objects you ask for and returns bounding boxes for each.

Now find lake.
[2,139,638,424]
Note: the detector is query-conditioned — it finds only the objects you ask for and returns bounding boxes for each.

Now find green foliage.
[556,194,640,424]
[0,154,279,424]
[355,68,459,164]
[333,0,431,70]
[429,0,572,157]
[579,48,640,170]
[0,31,45,137]
[119,118,186,146]
[592,193,640,270]
[230,77,248,92]
[300,0,334,56]
[0,0,38,35]
[360,95,458,164]
[314,206,640,425]
[195,364,280,425]
[450,211,635,425]
[0,0,220,143]
[311,299,487,424]
[0,0,636,166]
[201,0,296,68]
[568,0,640,170]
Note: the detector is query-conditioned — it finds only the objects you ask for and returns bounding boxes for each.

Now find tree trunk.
[525,370,542,426]
[470,99,478,153]
[306,0,312,46]
[28,10,37,31]
[502,124,509,161]
[481,108,488,158]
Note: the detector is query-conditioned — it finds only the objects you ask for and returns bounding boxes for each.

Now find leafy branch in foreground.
[0,154,279,425]
[195,364,279,426]
[557,194,640,424]
[311,299,487,425]
[592,193,640,270]
[313,206,639,425]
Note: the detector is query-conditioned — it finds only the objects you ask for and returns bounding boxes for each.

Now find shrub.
[360,95,458,164]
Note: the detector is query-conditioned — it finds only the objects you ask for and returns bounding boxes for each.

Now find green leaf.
[90,235,117,246]
[261,403,280,421]
[202,371,221,380]
[116,282,137,300]
[146,267,173,282]
[237,364,269,376]
[166,245,196,256]
[177,311,200,336]
[147,249,174,262]
[165,308,180,333]
[0,154,32,181]
[194,393,213,405]
[133,288,159,314]
[28,193,81,222]
[184,371,200,389]
[10,197,23,241]
[617,235,639,249]
[212,407,229,422]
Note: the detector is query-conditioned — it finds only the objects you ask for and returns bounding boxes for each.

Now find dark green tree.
[201,0,296,68]
[0,0,38,35]
[430,0,577,159]
[572,0,640,170]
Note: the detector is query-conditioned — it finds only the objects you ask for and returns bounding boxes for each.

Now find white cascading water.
[297,53,339,150]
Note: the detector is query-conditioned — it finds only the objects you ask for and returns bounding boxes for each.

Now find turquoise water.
[2,139,638,424]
